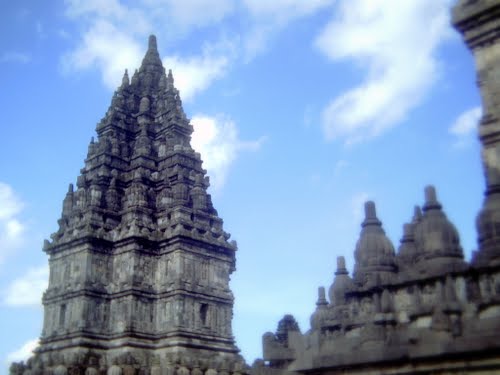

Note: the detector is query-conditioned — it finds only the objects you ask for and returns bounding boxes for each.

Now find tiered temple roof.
[13,35,245,375]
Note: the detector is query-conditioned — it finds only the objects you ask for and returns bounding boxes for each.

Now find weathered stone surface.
[12,35,244,375]
[353,201,397,288]
[454,0,500,268]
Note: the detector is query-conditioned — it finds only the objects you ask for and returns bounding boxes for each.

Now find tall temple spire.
[141,34,163,69]
[453,1,500,267]
[149,34,157,50]
[19,35,244,375]
[121,69,129,87]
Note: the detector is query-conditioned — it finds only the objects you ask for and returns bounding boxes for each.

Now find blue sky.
[0,0,484,371]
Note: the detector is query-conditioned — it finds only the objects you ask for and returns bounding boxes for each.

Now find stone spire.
[28,36,243,375]
[413,186,467,276]
[121,69,129,87]
[141,34,163,70]
[167,68,175,89]
[310,287,329,330]
[353,201,397,288]
[329,256,355,306]
[396,206,421,275]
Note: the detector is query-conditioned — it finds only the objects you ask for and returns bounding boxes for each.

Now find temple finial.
[122,69,129,87]
[365,201,376,219]
[425,185,437,203]
[140,35,162,69]
[167,69,174,89]
[412,205,422,223]
[335,256,348,275]
[402,223,413,238]
[148,35,157,51]
[316,287,327,306]
[362,201,381,227]
[423,185,442,211]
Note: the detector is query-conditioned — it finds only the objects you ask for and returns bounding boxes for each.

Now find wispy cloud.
[61,0,340,92]
[316,0,454,144]
[0,52,31,64]
[62,0,237,94]
[241,0,334,60]
[334,159,349,176]
[142,0,235,31]
[191,115,266,191]
[58,29,71,40]
[0,183,25,264]
[163,38,237,102]
[449,106,481,148]
[303,105,315,128]
[35,21,46,39]
[3,265,49,307]
[242,0,332,20]
[6,339,39,364]
[60,18,144,89]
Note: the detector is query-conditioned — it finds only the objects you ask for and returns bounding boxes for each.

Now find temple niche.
[252,2,500,374]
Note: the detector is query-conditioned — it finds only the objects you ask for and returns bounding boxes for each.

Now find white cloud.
[163,54,227,102]
[243,0,333,21]
[0,52,31,64]
[142,0,235,30]
[64,0,128,19]
[316,0,454,144]
[163,39,237,102]
[6,339,39,364]
[62,0,237,95]
[450,106,481,136]
[4,265,49,307]
[242,0,334,60]
[191,115,266,191]
[242,24,275,62]
[0,184,23,221]
[0,183,25,264]
[61,19,144,90]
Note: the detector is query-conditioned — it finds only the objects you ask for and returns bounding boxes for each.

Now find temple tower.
[16,36,244,375]
[453,0,500,266]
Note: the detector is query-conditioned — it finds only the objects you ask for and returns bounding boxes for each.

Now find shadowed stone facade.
[252,1,500,374]
[11,36,245,375]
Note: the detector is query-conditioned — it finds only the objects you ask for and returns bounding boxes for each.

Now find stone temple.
[252,1,500,374]
[10,35,245,375]
[9,0,500,374]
